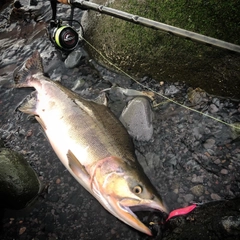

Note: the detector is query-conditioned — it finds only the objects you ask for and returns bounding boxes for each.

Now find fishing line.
[80,36,240,131]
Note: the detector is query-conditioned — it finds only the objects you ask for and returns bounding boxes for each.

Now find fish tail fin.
[14,50,44,87]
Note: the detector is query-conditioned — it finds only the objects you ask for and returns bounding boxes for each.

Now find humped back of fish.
[14,51,168,236]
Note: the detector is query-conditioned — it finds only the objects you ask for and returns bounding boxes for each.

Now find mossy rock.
[82,0,240,97]
[0,148,41,209]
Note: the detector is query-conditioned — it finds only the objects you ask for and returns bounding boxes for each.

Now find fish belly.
[36,90,93,191]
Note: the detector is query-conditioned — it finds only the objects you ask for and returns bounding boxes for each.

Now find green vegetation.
[84,0,240,97]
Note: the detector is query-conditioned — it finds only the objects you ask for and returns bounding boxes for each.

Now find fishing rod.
[66,0,240,54]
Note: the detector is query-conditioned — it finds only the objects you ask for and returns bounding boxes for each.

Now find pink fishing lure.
[166,204,197,221]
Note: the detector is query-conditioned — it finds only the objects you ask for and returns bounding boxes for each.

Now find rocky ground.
[0,1,240,239]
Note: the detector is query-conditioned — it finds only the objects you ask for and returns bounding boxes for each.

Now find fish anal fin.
[35,116,47,130]
[67,150,90,180]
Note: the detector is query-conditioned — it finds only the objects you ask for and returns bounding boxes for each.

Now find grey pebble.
[61,75,68,80]
[203,138,215,149]
[190,185,205,197]
[209,104,219,113]
[183,193,194,203]
[212,98,220,107]
[167,191,179,202]
[164,85,179,96]
[192,127,202,140]
[220,169,228,175]
[207,149,215,155]
[191,174,204,183]
[214,159,221,164]
[228,164,233,170]
[210,193,222,200]
[71,78,85,91]
[177,197,184,204]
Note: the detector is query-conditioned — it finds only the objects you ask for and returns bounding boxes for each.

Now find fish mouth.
[129,205,169,237]
[108,197,168,236]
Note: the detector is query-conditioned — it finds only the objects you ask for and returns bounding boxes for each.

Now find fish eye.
[133,185,142,194]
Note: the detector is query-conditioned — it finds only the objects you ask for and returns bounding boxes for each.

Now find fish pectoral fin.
[67,150,90,180]
[17,91,38,115]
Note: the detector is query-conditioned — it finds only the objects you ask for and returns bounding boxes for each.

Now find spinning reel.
[49,19,79,51]
[48,0,86,51]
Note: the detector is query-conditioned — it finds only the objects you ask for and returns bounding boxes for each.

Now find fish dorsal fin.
[14,51,44,86]
[25,50,44,73]
[67,150,90,180]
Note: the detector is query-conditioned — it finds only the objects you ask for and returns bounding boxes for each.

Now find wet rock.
[183,193,194,203]
[212,98,220,107]
[0,148,41,209]
[221,169,228,175]
[214,159,221,164]
[190,185,205,197]
[191,174,204,183]
[19,226,26,235]
[119,97,153,141]
[144,152,160,169]
[71,78,85,91]
[209,104,219,113]
[211,193,222,201]
[207,148,215,155]
[187,87,207,105]
[221,216,240,235]
[203,138,215,149]
[64,48,87,69]
[192,127,203,140]
[164,85,179,96]
[166,191,179,202]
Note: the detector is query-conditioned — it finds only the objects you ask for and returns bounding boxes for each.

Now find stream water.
[0,1,240,240]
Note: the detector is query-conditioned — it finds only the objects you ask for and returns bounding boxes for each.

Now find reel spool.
[49,20,79,51]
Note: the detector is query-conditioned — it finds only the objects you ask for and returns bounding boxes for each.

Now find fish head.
[92,156,168,236]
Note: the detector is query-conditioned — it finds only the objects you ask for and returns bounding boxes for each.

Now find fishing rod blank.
[69,0,240,54]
